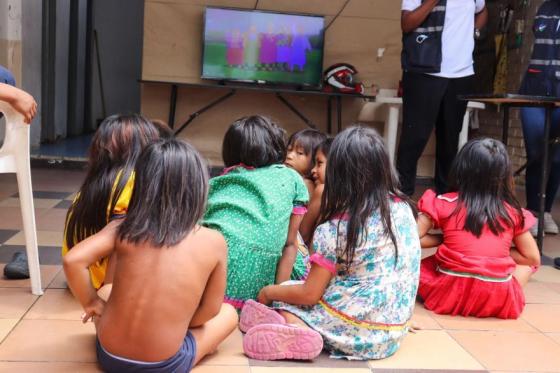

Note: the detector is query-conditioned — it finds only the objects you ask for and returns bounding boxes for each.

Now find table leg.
[168,84,178,129]
[459,108,471,150]
[327,97,332,134]
[537,106,552,254]
[383,105,399,166]
[336,96,342,134]
[502,104,509,146]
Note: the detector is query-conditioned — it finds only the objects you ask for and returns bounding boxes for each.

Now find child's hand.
[257,286,272,305]
[82,297,105,323]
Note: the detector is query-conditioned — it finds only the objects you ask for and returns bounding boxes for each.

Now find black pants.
[396,71,473,196]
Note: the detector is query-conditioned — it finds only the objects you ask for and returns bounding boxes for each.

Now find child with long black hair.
[417,138,540,319]
[239,126,421,361]
[285,128,327,196]
[62,114,161,290]
[202,115,309,311]
[64,139,237,372]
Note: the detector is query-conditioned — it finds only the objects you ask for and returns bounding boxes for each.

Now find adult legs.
[396,72,447,196]
[433,76,472,195]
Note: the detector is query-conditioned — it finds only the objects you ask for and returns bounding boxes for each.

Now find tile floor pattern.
[1,168,560,372]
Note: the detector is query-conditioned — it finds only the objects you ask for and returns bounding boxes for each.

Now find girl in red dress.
[417,138,541,319]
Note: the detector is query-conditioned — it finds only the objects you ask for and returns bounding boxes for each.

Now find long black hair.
[222,115,286,168]
[287,129,327,169]
[64,114,160,250]
[319,126,414,269]
[447,138,523,237]
[118,139,209,247]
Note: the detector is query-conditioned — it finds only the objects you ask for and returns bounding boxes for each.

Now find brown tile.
[0,319,18,342]
[24,289,82,321]
[524,281,560,304]
[432,314,538,333]
[0,362,102,373]
[368,330,483,370]
[411,304,442,330]
[0,319,96,362]
[35,208,70,232]
[30,169,86,193]
[48,269,67,289]
[0,288,38,318]
[0,197,62,209]
[192,366,250,373]
[531,265,560,284]
[199,329,248,366]
[522,304,560,333]
[0,265,60,289]
[0,207,23,229]
[5,230,63,247]
[251,369,371,373]
[450,330,560,372]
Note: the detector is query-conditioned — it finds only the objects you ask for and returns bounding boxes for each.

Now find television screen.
[202,7,325,88]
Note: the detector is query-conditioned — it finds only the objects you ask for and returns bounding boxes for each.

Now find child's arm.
[511,231,541,267]
[260,263,332,306]
[63,220,119,323]
[0,83,37,124]
[190,231,228,328]
[299,184,323,247]
[275,213,304,283]
[417,213,442,248]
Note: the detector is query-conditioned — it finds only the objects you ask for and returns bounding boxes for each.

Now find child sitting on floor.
[239,126,421,361]
[416,138,541,319]
[64,139,238,372]
[62,114,161,291]
[202,115,309,310]
[285,128,327,197]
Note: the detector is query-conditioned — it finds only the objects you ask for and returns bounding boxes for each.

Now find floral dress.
[274,199,421,360]
[202,164,309,310]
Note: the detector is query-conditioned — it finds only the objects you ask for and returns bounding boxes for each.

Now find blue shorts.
[0,65,15,86]
[96,331,197,373]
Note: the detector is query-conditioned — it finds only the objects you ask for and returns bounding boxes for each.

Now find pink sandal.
[243,323,323,360]
[239,299,286,333]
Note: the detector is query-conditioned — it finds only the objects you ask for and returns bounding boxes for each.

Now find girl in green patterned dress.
[202,116,309,310]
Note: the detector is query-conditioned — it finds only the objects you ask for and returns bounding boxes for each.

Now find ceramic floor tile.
[24,289,82,321]
[192,366,250,373]
[544,282,560,294]
[432,314,538,333]
[450,330,560,372]
[0,245,62,265]
[30,169,85,193]
[48,269,67,289]
[368,330,484,370]
[0,207,23,229]
[523,281,560,304]
[249,351,369,369]
[0,264,60,289]
[251,369,371,373]
[532,265,560,283]
[411,304,442,330]
[35,208,70,231]
[0,319,18,342]
[4,230,62,247]
[0,288,38,318]
[199,329,249,366]
[546,333,560,346]
[0,230,18,244]
[54,199,73,209]
[0,197,62,209]
[11,191,72,200]
[521,304,560,333]
[0,319,96,362]
[0,362,102,373]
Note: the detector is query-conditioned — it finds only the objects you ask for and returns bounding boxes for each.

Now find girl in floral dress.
[239,126,421,361]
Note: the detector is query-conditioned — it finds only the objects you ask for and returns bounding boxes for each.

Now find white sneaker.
[530,219,539,237]
[544,212,559,234]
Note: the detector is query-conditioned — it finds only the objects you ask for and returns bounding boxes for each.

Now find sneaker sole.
[239,300,286,333]
[243,324,323,360]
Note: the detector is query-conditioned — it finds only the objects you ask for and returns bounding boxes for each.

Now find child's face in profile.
[285,142,312,176]
[311,149,327,185]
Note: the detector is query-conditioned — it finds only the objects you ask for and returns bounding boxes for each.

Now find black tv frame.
[201,6,326,90]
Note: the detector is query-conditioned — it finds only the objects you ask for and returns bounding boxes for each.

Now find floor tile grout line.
[444,328,490,371]
[0,290,44,346]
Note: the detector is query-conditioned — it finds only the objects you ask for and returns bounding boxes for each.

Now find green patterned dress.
[202,164,309,310]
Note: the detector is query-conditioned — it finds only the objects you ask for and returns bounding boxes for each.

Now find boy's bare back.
[96,225,227,362]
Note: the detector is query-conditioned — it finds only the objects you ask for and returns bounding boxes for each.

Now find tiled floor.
[1,168,560,373]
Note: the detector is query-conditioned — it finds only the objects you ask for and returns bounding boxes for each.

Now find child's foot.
[239,299,285,333]
[243,324,323,360]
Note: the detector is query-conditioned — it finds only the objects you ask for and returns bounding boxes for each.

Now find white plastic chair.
[0,100,42,295]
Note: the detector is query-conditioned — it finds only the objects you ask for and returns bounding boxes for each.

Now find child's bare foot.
[409,321,422,334]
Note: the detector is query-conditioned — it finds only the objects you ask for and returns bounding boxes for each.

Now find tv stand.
[139,80,376,136]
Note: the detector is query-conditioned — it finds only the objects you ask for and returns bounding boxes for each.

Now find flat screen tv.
[202,7,325,88]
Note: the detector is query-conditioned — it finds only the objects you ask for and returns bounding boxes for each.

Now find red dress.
[418,190,536,319]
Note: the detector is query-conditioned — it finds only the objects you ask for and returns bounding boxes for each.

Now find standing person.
[397,0,488,196]
[519,1,560,256]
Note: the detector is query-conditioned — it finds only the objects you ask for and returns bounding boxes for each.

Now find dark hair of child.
[64,114,160,250]
[319,126,414,269]
[151,119,174,138]
[447,138,524,237]
[287,128,327,161]
[317,137,334,157]
[118,138,209,247]
[222,115,287,168]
